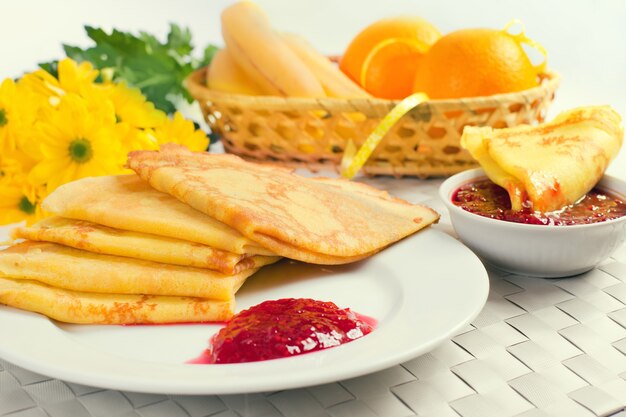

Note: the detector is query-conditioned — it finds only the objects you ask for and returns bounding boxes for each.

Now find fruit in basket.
[207,49,264,95]
[281,33,370,99]
[221,1,325,97]
[413,24,547,99]
[339,17,441,99]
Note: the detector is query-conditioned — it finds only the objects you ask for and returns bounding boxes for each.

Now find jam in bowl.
[453,178,626,226]
[439,168,626,277]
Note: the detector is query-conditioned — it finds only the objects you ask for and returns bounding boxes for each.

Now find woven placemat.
[1,177,626,417]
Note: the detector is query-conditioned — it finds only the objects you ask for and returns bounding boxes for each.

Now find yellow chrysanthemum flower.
[150,111,209,152]
[2,56,210,227]
[88,81,167,152]
[0,175,47,226]
[16,59,101,161]
[19,58,98,101]
[57,58,99,94]
[100,82,166,128]
[0,149,37,181]
[120,124,159,152]
[0,78,17,151]
[29,92,128,192]
[0,154,23,183]
[0,78,40,153]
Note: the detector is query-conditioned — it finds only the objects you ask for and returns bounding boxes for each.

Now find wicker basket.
[187,67,559,177]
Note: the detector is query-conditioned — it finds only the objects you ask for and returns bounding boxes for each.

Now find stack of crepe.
[0,175,281,324]
[0,145,439,324]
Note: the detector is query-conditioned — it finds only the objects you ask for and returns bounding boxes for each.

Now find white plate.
[0,228,488,395]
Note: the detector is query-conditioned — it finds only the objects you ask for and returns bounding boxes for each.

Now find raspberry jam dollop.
[204,298,375,364]
[453,179,626,226]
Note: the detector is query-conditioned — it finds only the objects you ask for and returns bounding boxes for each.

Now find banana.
[207,48,265,95]
[282,33,371,99]
[221,1,326,98]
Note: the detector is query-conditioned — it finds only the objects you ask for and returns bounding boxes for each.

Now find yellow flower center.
[0,109,7,127]
[18,196,36,215]
[68,138,93,163]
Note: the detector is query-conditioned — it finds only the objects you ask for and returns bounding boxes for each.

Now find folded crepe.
[0,241,257,300]
[0,277,233,324]
[42,174,275,256]
[461,106,624,212]
[12,217,280,275]
[127,145,439,264]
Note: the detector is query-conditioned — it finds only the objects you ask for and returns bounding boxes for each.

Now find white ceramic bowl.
[439,168,626,277]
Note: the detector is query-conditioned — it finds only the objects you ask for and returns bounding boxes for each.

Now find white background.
[1,0,625,175]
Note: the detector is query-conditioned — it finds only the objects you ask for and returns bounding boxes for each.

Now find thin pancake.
[0,241,257,300]
[461,106,624,212]
[41,174,274,255]
[12,217,281,275]
[0,277,233,324]
[127,145,439,264]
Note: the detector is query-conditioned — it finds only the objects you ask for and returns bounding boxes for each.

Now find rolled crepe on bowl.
[461,106,624,212]
[127,145,440,264]
[0,277,233,324]
[0,241,257,300]
[42,174,275,256]
[12,217,281,275]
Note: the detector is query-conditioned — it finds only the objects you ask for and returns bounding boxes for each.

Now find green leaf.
[166,23,193,57]
[38,61,59,78]
[64,43,118,68]
[201,44,219,67]
[56,24,218,114]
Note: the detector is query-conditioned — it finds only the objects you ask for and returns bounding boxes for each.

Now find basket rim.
[186,65,560,107]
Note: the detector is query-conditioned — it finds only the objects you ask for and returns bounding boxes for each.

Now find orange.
[339,17,441,100]
[413,27,546,99]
